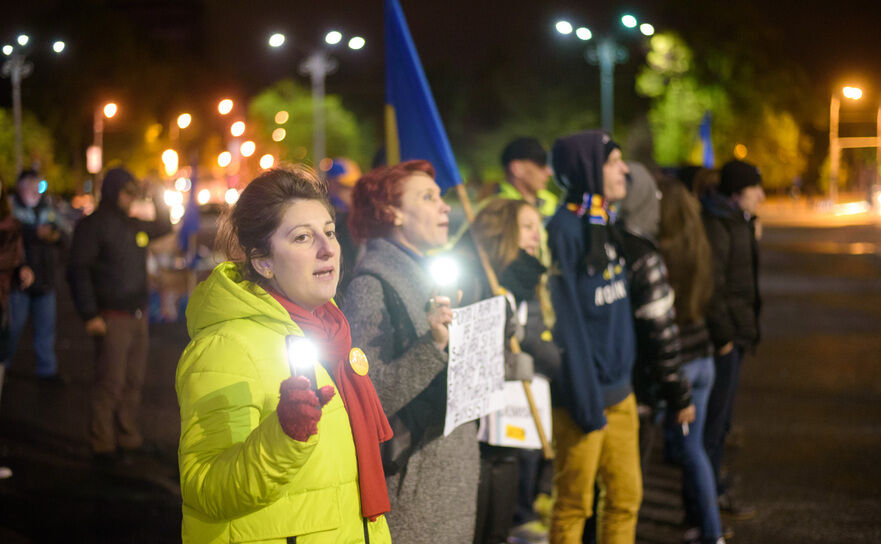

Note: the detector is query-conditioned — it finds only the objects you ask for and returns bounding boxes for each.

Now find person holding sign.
[469,198,562,544]
[176,167,392,543]
[343,160,480,544]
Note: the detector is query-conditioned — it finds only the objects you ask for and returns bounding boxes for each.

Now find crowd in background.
[0,127,765,544]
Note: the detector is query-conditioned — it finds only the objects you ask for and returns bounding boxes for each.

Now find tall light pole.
[555,14,654,134]
[829,86,880,203]
[268,30,365,175]
[87,102,117,174]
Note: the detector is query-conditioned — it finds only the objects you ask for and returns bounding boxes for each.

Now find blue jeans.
[8,290,57,377]
[666,356,722,541]
[703,346,743,494]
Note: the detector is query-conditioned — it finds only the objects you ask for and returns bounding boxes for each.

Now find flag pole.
[454,183,553,459]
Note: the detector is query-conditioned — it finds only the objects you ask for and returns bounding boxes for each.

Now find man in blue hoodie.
[546,131,640,544]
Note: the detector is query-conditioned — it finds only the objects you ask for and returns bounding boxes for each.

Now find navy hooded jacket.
[546,131,636,433]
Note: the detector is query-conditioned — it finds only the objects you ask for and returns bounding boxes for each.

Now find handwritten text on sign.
[444,295,507,436]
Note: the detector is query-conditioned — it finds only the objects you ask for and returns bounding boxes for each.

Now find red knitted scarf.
[270,291,393,520]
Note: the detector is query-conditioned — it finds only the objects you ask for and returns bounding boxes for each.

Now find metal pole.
[300,51,336,177]
[3,51,33,175]
[876,105,880,188]
[597,38,616,134]
[829,95,840,202]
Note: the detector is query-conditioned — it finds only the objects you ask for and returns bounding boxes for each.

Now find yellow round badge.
[135,231,150,248]
[349,347,369,376]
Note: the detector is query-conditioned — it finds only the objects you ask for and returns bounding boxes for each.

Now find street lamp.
[555,12,654,134]
[87,102,118,174]
[218,98,233,115]
[267,30,366,175]
[1,33,65,173]
[829,85,881,202]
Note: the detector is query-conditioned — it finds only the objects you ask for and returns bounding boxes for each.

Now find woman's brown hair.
[216,165,332,283]
[658,176,714,325]
[471,198,533,275]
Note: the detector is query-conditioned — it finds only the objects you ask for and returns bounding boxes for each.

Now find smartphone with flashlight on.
[285,335,320,390]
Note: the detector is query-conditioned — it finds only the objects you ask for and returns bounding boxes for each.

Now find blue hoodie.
[546,131,636,433]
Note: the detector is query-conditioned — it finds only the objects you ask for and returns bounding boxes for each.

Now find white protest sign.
[443,295,507,437]
[477,375,553,449]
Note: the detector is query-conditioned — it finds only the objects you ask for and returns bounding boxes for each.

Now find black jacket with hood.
[67,168,172,320]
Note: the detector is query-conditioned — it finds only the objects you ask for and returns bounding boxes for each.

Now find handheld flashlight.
[285,335,319,381]
[428,255,460,302]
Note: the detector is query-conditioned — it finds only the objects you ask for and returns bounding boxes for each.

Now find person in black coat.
[68,167,171,460]
[700,159,765,519]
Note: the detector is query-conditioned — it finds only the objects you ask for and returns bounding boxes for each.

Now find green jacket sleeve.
[177,334,318,521]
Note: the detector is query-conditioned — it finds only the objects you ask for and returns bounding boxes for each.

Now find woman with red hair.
[343,160,480,543]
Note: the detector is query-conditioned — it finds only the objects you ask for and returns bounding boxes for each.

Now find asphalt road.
[0,210,878,543]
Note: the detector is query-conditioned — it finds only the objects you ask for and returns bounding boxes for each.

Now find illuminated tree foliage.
[0,109,70,192]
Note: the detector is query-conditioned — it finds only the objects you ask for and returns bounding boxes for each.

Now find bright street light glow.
[325,31,342,45]
[230,121,245,137]
[621,15,637,28]
[177,113,192,129]
[162,149,179,176]
[218,99,233,115]
[259,154,275,169]
[639,23,655,36]
[2,45,12,56]
[272,128,286,142]
[240,140,256,157]
[197,189,211,205]
[164,189,184,207]
[275,110,289,124]
[268,33,285,48]
[17,35,29,46]
[842,86,863,100]
[224,188,240,205]
[348,36,365,50]
[555,20,573,35]
[52,41,65,53]
[103,102,118,119]
[174,177,192,192]
[218,151,232,168]
[576,27,592,41]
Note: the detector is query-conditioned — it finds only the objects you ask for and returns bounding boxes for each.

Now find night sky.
[2,0,881,165]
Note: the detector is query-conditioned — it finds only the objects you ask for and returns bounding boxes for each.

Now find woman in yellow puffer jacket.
[176,166,393,543]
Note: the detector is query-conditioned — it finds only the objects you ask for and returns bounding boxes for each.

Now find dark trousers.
[90,312,148,454]
[703,346,743,495]
[474,443,520,544]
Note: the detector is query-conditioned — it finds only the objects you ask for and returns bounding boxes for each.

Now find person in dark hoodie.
[545,130,641,544]
[8,170,69,382]
[68,167,172,461]
[700,159,764,520]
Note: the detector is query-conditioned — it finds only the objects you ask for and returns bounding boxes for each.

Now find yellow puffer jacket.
[176,262,391,543]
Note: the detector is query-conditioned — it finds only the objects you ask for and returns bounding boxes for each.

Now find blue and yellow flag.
[699,111,714,168]
[385,0,462,192]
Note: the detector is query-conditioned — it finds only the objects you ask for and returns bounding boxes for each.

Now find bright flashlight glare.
[224,188,239,205]
[640,23,655,36]
[348,36,365,50]
[576,27,592,40]
[218,99,233,115]
[429,256,459,287]
[555,20,573,35]
[197,189,211,205]
[231,121,245,137]
[268,33,285,48]
[325,30,342,45]
[218,151,232,168]
[2,45,12,56]
[842,86,863,100]
[240,140,256,157]
[286,336,319,375]
[52,41,65,53]
[621,15,637,28]
[17,35,29,46]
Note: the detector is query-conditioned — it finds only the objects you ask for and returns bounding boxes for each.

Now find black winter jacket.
[67,194,171,320]
[620,230,692,412]
[702,193,761,350]
[12,194,68,294]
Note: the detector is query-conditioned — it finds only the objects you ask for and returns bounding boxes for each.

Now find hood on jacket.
[619,162,660,242]
[98,167,138,212]
[551,130,610,204]
[186,262,301,339]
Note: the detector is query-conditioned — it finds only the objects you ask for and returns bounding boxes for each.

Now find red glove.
[277,376,336,442]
